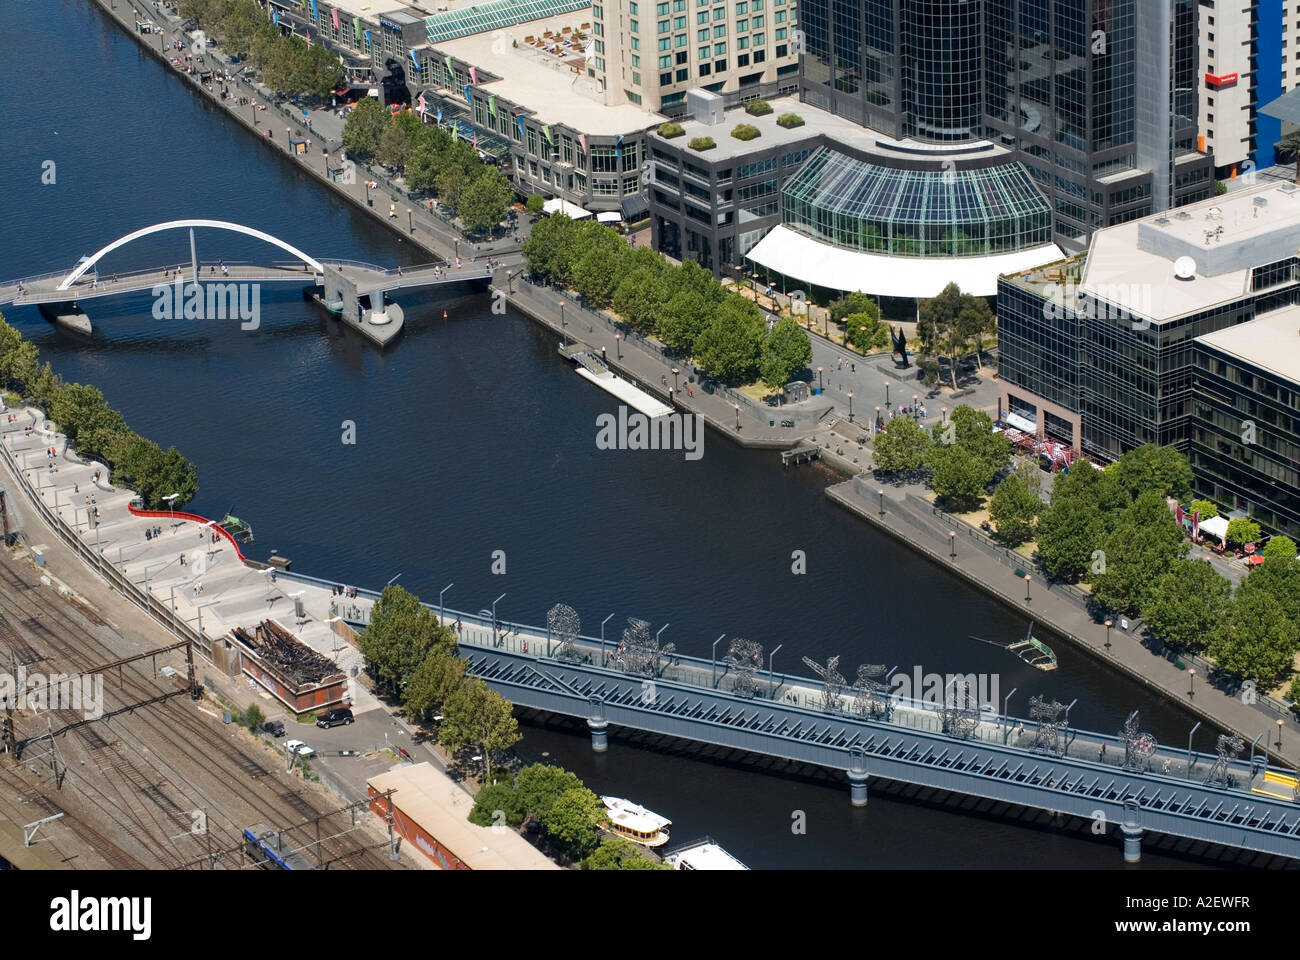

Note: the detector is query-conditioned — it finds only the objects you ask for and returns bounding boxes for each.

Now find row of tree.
[469,764,665,868]
[356,585,519,784]
[916,282,996,388]
[523,215,813,386]
[342,99,515,233]
[871,405,1013,510]
[180,0,344,99]
[0,316,198,508]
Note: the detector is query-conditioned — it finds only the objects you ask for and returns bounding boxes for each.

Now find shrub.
[688,136,715,151]
[525,194,544,214]
[731,123,760,141]
[744,99,772,116]
[657,121,685,138]
[776,112,804,128]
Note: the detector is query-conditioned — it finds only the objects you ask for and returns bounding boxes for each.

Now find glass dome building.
[781,148,1053,258]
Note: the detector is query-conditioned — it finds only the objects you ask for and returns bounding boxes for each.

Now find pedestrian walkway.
[828,476,1300,769]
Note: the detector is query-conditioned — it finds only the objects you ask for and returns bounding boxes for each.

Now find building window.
[674,15,685,28]
[739,35,748,48]
[715,41,726,54]
[660,54,672,67]
[633,71,642,84]
[714,24,726,37]
[715,57,727,71]
[699,29,709,41]
[677,68,688,81]
[753,47,765,62]
[737,18,748,31]
[700,62,711,74]
[737,52,749,65]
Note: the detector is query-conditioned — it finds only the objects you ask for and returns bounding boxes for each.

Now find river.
[0,0,1221,867]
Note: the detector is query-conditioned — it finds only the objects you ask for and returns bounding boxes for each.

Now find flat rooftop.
[1196,304,1300,385]
[231,620,342,686]
[661,96,1017,165]
[432,13,653,135]
[327,0,434,19]
[1079,182,1300,323]
[369,763,560,870]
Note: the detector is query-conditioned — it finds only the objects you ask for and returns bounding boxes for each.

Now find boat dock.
[781,444,822,468]
[560,343,673,418]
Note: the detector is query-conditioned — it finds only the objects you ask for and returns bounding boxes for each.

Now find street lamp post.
[733,404,741,430]
[1105,619,1113,652]
[507,270,514,294]
[559,303,566,347]
[1001,688,1017,741]
[163,492,179,518]
[848,391,854,423]
[878,489,885,517]
[884,381,890,408]
[615,334,622,360]
[1024,574,1032,603]
[817,366,824,391]
[439,582,454,624]
[364,180,371,205]
[1278,718,1285,751]
[285,126,291,147]
[1187,721,1201,778]
[768,643,783,698]
[712,634,725,688]
[454,237,460,260]
[491,593,506,646]
[1188,667,1196,699]
[407,208,414,234]
[672,368,679,391]
[949,531,956,559]
[600,613,614,667]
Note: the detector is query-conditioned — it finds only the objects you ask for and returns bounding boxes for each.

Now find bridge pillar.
[320,266,360,321]
[846,746,868,807]
[1120,799,1142,863]
[587,696,609,753]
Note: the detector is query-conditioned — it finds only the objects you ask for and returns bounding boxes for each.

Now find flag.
[311,0,317,20]
[451,123,459,141]
[517,114,526,139]
[578,133,587,152]
[1192,511,1200,541]
[473,131,479,149]
[332,7,339,30]
[469,66,479,84]
[272,10,278,24]
[464,84,473,106]
[615,132,623,157]
[445,55,454,77]
[489,95,497,117]
[436,106,443,124]
[417,93,427,116]
[543,125,553,143]
[353,17,361,43]
[363,28,371,48]
[411,49,420,69]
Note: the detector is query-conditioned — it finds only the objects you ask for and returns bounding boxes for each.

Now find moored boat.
[601,796,671,848]
[663,838,748,870]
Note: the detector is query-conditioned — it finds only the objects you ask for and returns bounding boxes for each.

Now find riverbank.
[829,478,1300,769]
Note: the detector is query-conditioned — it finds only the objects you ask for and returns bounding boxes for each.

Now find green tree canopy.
[342,97,388,161]
[1210,591,1299,686]
[357,585,447,696]
[929,444,991,511]
[1110,443,1194,502]
[401,645,467,722]
[872,415,932,475]
[759,315,812,388]
[117,438,198,509]
[611,265,663,334]
[1226,517,1262,549]
[1090,492,1188,614]
[522,214,582,283]
[989,471,1039,545]
[544,787,607,861]
[1190,499,1218,520]
[570,225,630,307]
[694,294,765,384]
[581,837,667,870]
[1264,536,1298,562]
[1035,497,1105,582]
[1142,558,1232,653]
[656,289,710,354]
[459,169,514,233]
[829,291,878,325]
[439,678,520,783]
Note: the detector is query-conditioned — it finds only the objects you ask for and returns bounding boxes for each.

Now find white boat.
[663,838,748,870]
[601,796,671,848]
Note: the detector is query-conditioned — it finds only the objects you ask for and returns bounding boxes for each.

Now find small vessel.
[663,838,748,870]
[219,513,254,543]
[601,796,671,848]
[970,621,1057,671]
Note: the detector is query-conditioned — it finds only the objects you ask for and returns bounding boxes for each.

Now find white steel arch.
[57,220,324,290]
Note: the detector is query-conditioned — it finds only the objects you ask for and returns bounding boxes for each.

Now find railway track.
[0,551,404,869]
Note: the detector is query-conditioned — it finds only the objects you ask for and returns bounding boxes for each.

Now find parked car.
[316,708,354,729]
[261,719,286,738]
[284,739,315,758]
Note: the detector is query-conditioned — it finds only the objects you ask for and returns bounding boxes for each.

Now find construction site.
[0,545,411,870]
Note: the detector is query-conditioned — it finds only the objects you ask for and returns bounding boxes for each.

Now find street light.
[733,403,741,430]
[817,366,824,391]
[1002,688,1017,741]
[1104,619,1113,651]
[848,391,854,423]
[615,333,622,359]
[491,593,506,646]
[407,208,414,233]
[941,406,948,422]
[768,643,783,698]
[163,492,179,518]
[1278,718,1285,750]
[559,302,566,347]
[884,381,890,407]
[712,634,725,689]
[949,531,956,559]
[878,489,885,517]
[439,582,454,624]
[1188,667,1196,699]
[671,367,679,391]
[364,180,371,205]
[600,613,615,667]
[285,126,291,147]
[507,270,514,294]
[1187,721,1201,778]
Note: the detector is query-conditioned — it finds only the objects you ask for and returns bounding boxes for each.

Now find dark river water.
[0,0,1221,867]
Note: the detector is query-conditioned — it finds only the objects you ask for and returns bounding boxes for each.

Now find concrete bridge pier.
[587,696,609,753]
[1120,799,1143,863]
[847,746,868,807]
[37,301,92,336]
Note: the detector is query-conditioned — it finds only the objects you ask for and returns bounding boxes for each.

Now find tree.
[403,136,442,193]
[759,315,812,388]
[929,444,991,511]
[611,266,662,334]
[435,164,470,211]
[401,645,467,722]
[843,311,881,353]
[581,837,667,870]
[0,317,40,394]
[1090,492,1188,614]
[357,585,446,696]
[656,289,710,354]
[989,471,1039,545]
[467,782,520,827]
[872,415,931,475]
[947,405,1011,477]
[1210,591,1298,685]
[526,194,545,214]
[1050,460,1128,516]
[459,169,514,233]
[1035,497,1106,582]
[1190,498,1218,520]
[512,764,585,826]
[439,678,520,783]
[50,383,129,463]
[116,438,198,509]
[377,119,416,170]
[918,282,977,388]
[242,702,265,733]
[570,226,629,307]
[342,97,388,161]
[1226,517,1262,549]
[1142,559,1232,653]
[829,291,877,325]
[694,294,765,384]
[1238,554,1300,629]
[544,787,607,861]
[1264,535,1298,562]
[522,214,582,282]
[1110,443,1194,502]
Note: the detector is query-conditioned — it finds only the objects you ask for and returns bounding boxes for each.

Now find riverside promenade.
[829,477,1300,770]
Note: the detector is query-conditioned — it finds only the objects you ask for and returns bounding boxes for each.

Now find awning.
[543,198,592,219]
[1004,411,1037,434]
[596,211,622,223]
[744,225,1065,298]
[1198,515,1229,541]
[620,192,650,221]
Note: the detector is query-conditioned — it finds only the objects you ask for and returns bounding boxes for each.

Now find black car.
[261,719,286,738]
[316,708,354,729]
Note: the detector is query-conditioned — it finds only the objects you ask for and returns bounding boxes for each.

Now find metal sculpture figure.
[1119,710,1157,771]
[724,638,763,699]
[1203,733,1244,789]
[1029,695,1066,755]
[941,678,980,739]
[801,655,845,713]
[851,663,890,719]
[546,603,581,661]
[611,617,674,677]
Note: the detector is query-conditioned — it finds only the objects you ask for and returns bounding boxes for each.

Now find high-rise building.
[1196,0,1283,179]
[589,0,802,113]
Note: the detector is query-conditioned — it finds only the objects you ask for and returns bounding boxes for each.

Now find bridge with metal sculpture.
[0,220,515,344]
[396,603,1300,863]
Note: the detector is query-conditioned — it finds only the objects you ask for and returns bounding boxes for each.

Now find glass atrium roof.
[424,0,591,44]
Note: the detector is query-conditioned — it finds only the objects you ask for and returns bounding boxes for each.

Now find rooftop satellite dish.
[1174,256,1196,280]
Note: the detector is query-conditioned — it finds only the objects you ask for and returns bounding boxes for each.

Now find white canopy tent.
[745,225,1064,298]
[1197,515,1230,542]
[542,198,593,219]
[596,211,622,223]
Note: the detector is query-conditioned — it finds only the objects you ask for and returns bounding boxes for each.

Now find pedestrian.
[180,553,186,567]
